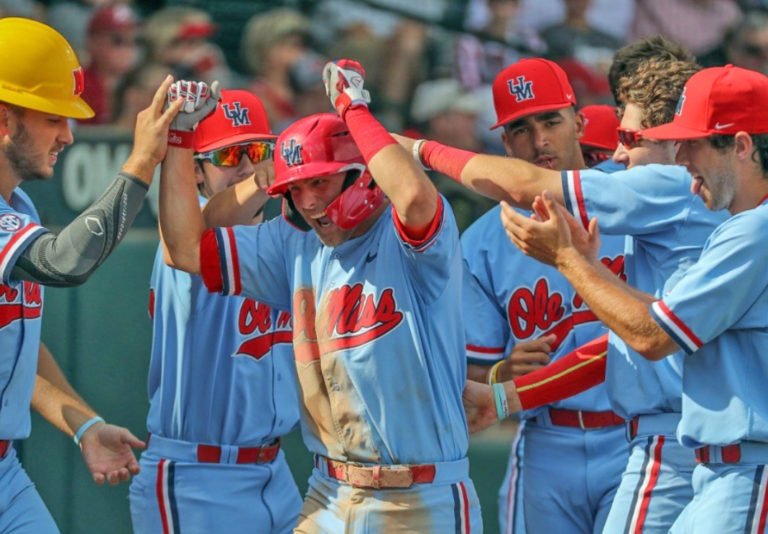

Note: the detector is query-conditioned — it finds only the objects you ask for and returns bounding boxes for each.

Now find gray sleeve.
[11,172,149,287]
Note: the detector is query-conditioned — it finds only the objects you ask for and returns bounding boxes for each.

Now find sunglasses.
[195,141,275,167]
[617,128,644,149]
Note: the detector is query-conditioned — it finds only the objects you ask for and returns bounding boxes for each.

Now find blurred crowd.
[0,0,766,157]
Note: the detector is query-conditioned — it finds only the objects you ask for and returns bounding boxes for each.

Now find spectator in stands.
[143,6,232,87]
[288,50,332,124]
[409,78,494,229]
[240,7,312,131]
[540,0,622,72]
[455,0,546,91]
[700,10,768,74]
[80,3,140,125]
[631,0,742,57]
[111,62,172,132]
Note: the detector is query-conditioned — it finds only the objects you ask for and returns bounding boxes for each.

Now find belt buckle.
[577,411,586,430]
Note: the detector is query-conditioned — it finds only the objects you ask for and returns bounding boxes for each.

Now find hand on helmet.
[166,80,221,148]
[322,59,370,119]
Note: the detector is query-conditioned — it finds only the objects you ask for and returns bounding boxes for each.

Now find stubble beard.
[4,122,50,182]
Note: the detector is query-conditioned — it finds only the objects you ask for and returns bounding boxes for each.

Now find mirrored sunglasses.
[617,128,643,149]
[195,141,275,167]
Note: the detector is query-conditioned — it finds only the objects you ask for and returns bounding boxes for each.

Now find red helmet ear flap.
[324,164,383,230]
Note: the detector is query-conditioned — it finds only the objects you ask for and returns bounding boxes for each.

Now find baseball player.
[128,89,302,534]
[462,57,627,534]
[579,104,623,172]
[0,17,184,532]
[405,53,729,532]
[505,64,768,534]
[156,59,481,532]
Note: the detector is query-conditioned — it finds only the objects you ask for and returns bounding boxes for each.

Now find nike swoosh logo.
[714,122,735,130]
[365,251,377,263]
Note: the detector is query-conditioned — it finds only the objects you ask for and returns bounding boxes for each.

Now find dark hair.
[609,36,696,105]
[709,133,768,174]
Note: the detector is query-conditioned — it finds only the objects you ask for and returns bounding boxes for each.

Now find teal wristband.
[73,416,104,446]
[493,383,509,421]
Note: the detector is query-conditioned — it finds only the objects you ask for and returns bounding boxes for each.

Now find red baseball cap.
[491,58,577,130]
[87,4,139,35]
[580,105,619,150]
[642,65,768,140]
[177,20,216,40]
[194,90,275,154]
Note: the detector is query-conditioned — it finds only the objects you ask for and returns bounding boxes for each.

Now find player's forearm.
[405,135,564,208]
[345,107,438,230]
[459,154,564,208]
[159,147,205,273]
[513,334,608,409]
[12,172,148,287]
[467,363,492,383]
[367,144,438,229]
[558,248,674,359]
[202,177,269,228]
[593,259,656,305]
[33,344,97,437]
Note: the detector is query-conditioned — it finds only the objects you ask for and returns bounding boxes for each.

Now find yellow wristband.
[487,360,504,385]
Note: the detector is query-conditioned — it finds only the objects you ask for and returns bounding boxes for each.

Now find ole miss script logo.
[292,284,403,362]
[507,255,624,349]
[0,281,42,328]
[235,300,292,359]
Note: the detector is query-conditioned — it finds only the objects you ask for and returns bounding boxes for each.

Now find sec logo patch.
[0,214,22,233]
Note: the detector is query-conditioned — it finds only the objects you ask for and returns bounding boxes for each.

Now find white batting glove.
[322,59,370,119]
[166,80,221,148]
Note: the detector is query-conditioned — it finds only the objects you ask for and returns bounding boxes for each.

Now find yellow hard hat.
[0,17,94,119]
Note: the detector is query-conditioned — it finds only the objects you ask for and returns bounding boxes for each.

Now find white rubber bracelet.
[412,138,430,170]
[73,416,104,446]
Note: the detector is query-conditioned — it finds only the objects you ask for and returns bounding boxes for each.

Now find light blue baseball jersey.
[145,240,299,446]
[462,204,625,412]
[650,199,768,448]
[561,164,728,419]
[200,197,469,465]
[0,188,47,440]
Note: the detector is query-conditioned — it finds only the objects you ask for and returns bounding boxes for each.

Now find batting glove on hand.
[166,80,220,148]
[322,59,370,119]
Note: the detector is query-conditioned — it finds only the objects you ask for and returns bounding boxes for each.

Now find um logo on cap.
[675,87,687,116]
[507,75,535,103]
[281,139,303,166]
[72,67,84,96]
[222,102,251,126]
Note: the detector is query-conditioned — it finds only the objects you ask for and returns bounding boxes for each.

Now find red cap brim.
[490,101,573,130]
[196,132,277,154]
[641,122,711,141]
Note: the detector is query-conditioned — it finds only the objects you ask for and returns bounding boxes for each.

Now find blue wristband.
[493,383,510,421]
[73,416,104,446]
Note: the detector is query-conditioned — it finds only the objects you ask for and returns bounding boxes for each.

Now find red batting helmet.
[268,113,383,231]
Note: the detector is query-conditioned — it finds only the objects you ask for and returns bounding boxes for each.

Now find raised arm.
[201,163,271,228]
[392,133,564,210]
[11,76,184,287]
[157,81,221,273]
[323,60,437,235]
